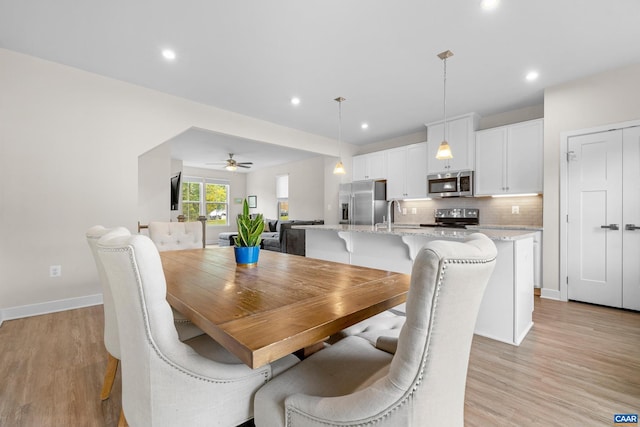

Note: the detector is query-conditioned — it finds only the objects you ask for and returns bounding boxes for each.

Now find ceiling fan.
[208,153,253,171]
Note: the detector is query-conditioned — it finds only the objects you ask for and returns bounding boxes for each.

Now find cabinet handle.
[626,224,640,231]
[601,224,619,230]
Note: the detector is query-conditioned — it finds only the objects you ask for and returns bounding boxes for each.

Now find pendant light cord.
[338,99,342,158]
[443,56,448,142]
[335,96,346,158]
[333,97,346,174]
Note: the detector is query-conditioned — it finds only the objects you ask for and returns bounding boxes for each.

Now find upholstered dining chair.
[326,310,405,346]
[86,225,131,400]
[148,221,203,251]
[96,232,299,427]
[147,221,206,339]
[86,226,205,401]
[254,233,497,427]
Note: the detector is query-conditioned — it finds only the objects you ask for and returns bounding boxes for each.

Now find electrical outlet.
[50,265,62,277]
[411,208,417,215]
[402,208,407,215]
[512,206,520,214]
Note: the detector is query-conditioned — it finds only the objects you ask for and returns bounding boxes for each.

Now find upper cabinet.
[426,113,479,174]
[352,151,387,181]
[475,119,544,196]
[386,142,428,199]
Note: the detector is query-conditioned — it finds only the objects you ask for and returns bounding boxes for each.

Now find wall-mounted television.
[170,172,181,211]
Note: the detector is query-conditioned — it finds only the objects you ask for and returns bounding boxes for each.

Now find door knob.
[625,224,640,231]
[601,224,619,230]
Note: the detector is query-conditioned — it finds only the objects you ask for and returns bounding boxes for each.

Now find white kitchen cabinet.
[475,119,543,196]
[352,151,387,181]
[386,142,427,199]
[426,113,479,174]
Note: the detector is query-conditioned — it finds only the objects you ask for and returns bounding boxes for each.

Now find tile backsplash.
[393,195,543,227]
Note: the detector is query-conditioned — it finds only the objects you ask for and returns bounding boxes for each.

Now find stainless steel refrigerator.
[339,180,387,225]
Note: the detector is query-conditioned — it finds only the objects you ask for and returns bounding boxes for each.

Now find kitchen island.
[297,224,536,346]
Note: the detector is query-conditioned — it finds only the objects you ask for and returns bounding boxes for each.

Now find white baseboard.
[540,288,563,301]
[0,294,103,327]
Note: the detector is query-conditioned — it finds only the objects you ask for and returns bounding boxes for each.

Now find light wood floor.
[0,297,638,426]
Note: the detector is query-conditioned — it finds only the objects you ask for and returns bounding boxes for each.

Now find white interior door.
[567,130,623,307]
[622,127,640,310]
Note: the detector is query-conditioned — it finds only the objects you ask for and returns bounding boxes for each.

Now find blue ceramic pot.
[234,246,260,267]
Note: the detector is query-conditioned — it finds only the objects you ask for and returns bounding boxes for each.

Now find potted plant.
[233,198,265,267]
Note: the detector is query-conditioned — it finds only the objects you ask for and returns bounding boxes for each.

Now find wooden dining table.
[160,247,410,369]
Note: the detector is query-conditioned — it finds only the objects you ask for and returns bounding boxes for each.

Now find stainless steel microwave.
[427,170,474,198]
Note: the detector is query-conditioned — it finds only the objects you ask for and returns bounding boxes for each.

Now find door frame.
[559,118,640,302]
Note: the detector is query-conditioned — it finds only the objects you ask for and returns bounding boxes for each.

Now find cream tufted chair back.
[86,225,131,400]
[86,226,132,359]
[254,233,497,427]
[96,232,298,426]
[148,221,203,251]
[87,225,204,403]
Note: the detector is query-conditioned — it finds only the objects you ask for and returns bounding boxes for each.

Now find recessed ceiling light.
[290,97,301,106]
[480,0,499,11]
[526,71,539,82]
[162,49,176,61]
[361,123,369,130]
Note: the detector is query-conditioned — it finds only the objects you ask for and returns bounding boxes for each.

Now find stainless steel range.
[422,208,479,229]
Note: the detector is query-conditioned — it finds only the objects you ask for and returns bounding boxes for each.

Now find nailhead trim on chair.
[102,245,271,385]
[286,254,497,426]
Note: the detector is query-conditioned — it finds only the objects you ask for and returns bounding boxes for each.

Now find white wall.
[478,104,544,130]
[354,130,427,155]
[246,156,326,221]
[543,63,640,297]
[138,142,174,225]
[0,48,341,319]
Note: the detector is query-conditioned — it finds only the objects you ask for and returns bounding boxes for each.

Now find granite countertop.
[294,224,537,241]
[468,224,543,231]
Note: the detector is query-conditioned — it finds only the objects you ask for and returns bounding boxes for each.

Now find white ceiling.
[168,128,321,171]
[2,0,640,171]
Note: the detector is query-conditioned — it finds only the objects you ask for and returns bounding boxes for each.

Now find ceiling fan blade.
[205,154,252,168]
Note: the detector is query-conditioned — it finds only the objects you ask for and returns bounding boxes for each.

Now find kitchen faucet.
[380,199,401,231]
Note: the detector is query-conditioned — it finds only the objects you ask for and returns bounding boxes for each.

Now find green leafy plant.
[234,198,265,247]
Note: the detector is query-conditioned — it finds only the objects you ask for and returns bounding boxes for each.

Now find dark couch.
[262,220,324,256]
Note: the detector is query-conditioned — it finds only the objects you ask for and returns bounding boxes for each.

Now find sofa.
[218,219,324,256]
[262,219,324,256]
[217,231,278,247]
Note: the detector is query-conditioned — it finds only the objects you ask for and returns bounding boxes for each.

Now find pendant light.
[436,50,454,160]
[333,96,347,175]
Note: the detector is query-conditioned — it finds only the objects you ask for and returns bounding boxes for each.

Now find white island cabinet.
[300,225,535,346]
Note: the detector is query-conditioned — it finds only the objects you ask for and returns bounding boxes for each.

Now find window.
[276,174,289,220]
[181,177,230,225]
[278,201,289,221]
